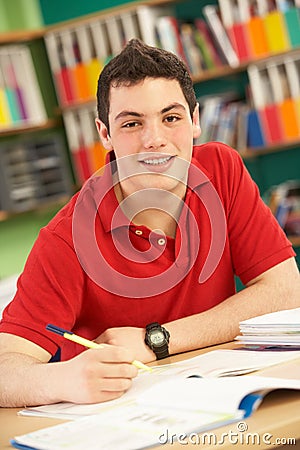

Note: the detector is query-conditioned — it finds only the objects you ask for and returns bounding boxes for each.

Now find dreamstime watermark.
[158,422,297,446]
[72,154,227,297]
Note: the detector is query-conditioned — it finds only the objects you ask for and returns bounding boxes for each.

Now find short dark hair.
[97,39,197,131]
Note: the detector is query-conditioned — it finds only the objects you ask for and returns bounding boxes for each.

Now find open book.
[11,375,300,450]
[18,349,300,420]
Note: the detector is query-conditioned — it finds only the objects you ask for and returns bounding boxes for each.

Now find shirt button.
[135,229,143,235]
[157,238,166,246]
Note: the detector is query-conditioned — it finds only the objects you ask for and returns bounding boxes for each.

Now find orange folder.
[278,98,300,140]
[246,16,270,58]
[294,97,300,130]
[89,141,107,173]
[73,63,91,101]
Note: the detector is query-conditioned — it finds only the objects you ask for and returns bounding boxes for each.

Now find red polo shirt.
[0,143,294,360]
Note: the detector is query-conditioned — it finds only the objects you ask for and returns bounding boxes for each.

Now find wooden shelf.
[0,195,71,223]
[58,98,96,113]
[290,236,300,247]
[192,48,300,84]
[239,141,300,159]
[0,118,62,138]
[0,28,45,44]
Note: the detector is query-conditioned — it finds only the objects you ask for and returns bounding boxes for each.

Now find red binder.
[260,104,285,145]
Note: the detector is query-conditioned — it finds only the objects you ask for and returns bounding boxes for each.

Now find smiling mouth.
[142,155,174,166]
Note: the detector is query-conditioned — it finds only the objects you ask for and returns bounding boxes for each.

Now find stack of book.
[0,45,47,131]
[265,180,300,237]
[248,52,300,147]
[235,308,300,347]
[44,0,300,104]
[63,106,107,185]
[196,93,249,150]
[218,0,300,62]
[44,5,173,107]
[43,0,300,185]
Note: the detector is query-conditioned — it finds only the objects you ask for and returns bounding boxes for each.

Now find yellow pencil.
[46,324,152,372]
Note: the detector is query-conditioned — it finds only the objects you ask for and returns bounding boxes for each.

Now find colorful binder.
[278,98,300,139]
[235,0,270,58]
[260,104,285,144]
[267,61,300,141]
[263,10,291,53]
[0,88,12,126]
[60,31,78,103]
[247,109,266,148]
[4,88,21,123]
[219,0,253,62]
[283,7,300,48]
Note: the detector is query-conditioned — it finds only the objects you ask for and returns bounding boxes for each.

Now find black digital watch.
[145,322,170,360]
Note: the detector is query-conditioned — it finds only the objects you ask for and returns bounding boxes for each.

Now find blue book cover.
[247,109,266,148]
[11,440,35,450]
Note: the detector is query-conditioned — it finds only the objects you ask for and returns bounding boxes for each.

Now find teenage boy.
[0,39,299,407]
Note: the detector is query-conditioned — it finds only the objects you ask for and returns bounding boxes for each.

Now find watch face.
[150,330,165,346]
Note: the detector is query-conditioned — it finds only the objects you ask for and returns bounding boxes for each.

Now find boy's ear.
[95,118,113,151]
[192,103,201,139]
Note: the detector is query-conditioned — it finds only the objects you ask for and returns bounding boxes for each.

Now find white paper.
[239,308,300,327]
[14,404,236,450]
[13,375,300,450]
[19,349,300,419]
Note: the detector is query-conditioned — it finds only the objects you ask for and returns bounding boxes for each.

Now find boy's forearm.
[0,352,63,407]
[165,259,300,355]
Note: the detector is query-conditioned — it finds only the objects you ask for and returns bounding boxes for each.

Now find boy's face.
[96,77,201,199]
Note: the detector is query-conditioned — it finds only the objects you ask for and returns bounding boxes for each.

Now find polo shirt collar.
[93,150,213,233]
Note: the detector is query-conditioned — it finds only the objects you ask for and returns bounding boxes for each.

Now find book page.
[138,376,300,415]
[19,349,300,419]
[13,403,237,450]
[13,375,300,450]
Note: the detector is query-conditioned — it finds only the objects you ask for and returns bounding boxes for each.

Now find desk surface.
[1,343,300,450]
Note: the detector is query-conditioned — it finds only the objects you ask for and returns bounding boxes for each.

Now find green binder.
[284,7,300,48]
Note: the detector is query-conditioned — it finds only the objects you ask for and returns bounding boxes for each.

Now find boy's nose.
[142,123,167,149]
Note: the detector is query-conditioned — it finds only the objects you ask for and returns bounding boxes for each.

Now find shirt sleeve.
[0,226,85,355]
[218,145,295,285]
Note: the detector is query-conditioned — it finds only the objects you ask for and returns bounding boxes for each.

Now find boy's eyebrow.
[161,102,186,114]
[114,102,186,122]
[114,110,143,121]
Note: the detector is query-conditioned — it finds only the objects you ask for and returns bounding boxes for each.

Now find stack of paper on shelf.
[235,308,300,347]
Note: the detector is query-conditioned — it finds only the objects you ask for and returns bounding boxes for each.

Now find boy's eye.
[122,121,139,128]
[165,115,180,123]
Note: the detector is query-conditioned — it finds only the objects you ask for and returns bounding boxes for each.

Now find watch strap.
[145,322,170,360]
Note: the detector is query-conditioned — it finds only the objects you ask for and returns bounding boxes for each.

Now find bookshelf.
[0,27,73,219]
[0,117,61,137]
[0,0,299,278]
[38,0,300,251]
